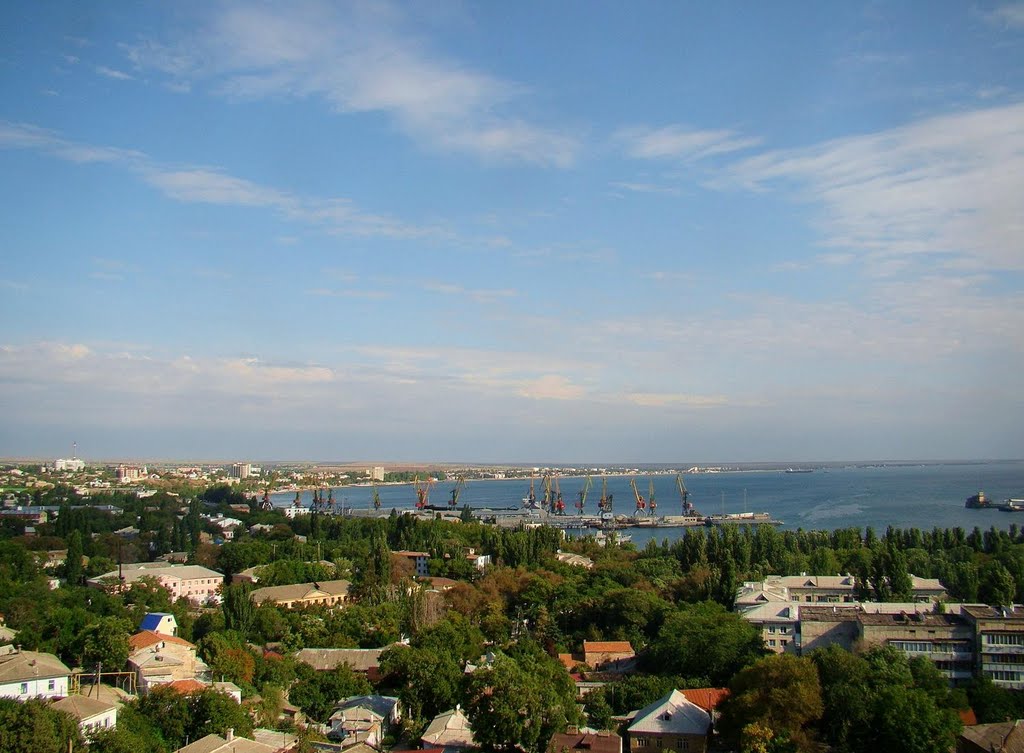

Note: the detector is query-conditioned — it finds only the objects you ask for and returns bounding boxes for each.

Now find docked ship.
[705,511,781,526]
[965,491,991,509]
[999,499,1024,512]
[785,468,814,474]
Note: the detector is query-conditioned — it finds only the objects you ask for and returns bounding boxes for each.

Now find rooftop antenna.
[72,441,77,459]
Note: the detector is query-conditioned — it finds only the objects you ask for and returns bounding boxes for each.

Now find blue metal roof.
[139,613,171,631]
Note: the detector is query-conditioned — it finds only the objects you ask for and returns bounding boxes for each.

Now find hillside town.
[4,464,1024,753]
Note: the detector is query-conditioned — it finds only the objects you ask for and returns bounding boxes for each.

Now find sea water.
[272,460,1024,546]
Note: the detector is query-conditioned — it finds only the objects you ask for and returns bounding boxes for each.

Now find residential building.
[282,503,310,519]
[858,610,975,682]
[327,695,401,748]
[50,695,118,736]
[370,467,385,482]
[174,730,279,753]
[556,552,595,569]
[464,549,492,571]
[293,647,391,682]
[421,707,475,750]
[139,613,178,637]
[0,649,71,700]
[393,551,430,577]
[549,729,622,753]
[249,580,350,609]
[736,573,946,606]
[962,606,1024,690]
[230,463,253,480]
[88,563,224,604]
[127,631,211,693]
[626,689,712,753]
[583,641,635,670]
[116,465,146,483]
[736,602,801,653]
[53,458,85,472]
[958,720,1024,752]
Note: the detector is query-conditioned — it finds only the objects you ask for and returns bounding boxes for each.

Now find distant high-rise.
[230,463,252,480]
[370,466,385,482]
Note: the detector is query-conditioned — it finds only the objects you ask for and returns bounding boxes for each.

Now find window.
[20,683,28,694]
[769,639,776,646]
[48,680,55,691]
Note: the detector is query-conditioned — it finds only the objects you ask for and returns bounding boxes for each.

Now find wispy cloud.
[309,287,391,300]
[121,2,578,166]
[719,103,1024,271]
[617,124,759,161]
[608,181,681,196]
[987,2,1024,29]
[422,281,516,304]
[0,121,440,240]
[96,65,134,81]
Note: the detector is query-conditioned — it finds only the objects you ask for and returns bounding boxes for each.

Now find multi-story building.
[626,689,713,753]
[249,580,351,609]
[962,605,1024,689]
[53,458,85,472]
[127,631,211,693]
[857,610,975,682]
[116,464,146,483]
[393,551,430,577]
[87,563,224,604]
[370,467,385,482]
[229,463,252,480]
[736,573,946,606]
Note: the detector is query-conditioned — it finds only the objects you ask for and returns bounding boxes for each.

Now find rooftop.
[0,649,71,682]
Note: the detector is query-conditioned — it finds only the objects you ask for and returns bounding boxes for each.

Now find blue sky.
[2,1,1023,463]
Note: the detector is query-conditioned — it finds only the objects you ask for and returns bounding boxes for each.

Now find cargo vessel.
[965,491,991,509]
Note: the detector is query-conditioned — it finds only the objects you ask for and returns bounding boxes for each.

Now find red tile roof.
[583,641,634,654]
[683,687,730,712]
[129,630,195,651]
[167,679,207,694]
[959,708,979,726]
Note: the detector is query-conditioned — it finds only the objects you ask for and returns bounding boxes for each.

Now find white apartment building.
[54,458,85,472]
[230,463,252,480]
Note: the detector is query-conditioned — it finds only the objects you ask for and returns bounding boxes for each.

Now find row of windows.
[633,737,691,751]
[889,641,970,654]
[767,625,792,634]
[768,639,790,647]
[983,633,1024,645]
[983,654,1024,665]
[19,679,57,694]
[985,670,1024,682]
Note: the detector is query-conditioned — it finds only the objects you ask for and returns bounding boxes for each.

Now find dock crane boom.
[554,474,565,515]
[449,475,466,510]
[576,475,593,514]
[676,473,697,516]
[648,478,657,516]
[414,475,435,510]
[630,477,646,514]
[542,473,553,512]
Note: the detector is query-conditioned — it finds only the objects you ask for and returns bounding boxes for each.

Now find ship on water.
[999,498,1024,512]
[965,491,991,509]
[785,468,814,474]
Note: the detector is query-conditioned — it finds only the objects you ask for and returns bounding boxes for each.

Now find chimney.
[225,729,234,742]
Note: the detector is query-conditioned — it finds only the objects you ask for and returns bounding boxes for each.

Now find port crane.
[526,475,537,509]
[630,477,646,515]
[542,473,553,512]
[676,473,698,516]
[576,475,592,514]
[414,475,435,510]
[598,477,614,513]
[371,481,381,511]
[448,475,466,510]
[648,478,657,516]
[554,474,565,515]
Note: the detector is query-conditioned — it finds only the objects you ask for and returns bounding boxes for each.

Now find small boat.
[785,468,814,474]
[965,491,991,509]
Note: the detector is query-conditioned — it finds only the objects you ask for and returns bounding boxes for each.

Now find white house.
[50,695,118,736]
[138,613,178,637]
[0,649,71,700]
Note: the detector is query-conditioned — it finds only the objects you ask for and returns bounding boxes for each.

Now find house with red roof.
[127,630,210,693]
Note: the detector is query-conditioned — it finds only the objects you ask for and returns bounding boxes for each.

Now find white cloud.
[617,124,759,161]
[623,392,727,408]
[96,65,134,81]
[608,181,681,196]
[720,103,1024,271]
[0,121,440,240]
[121,2,578,166]
[517,375,586,401]
[987,2,1024,29]
[422,281,516,304]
